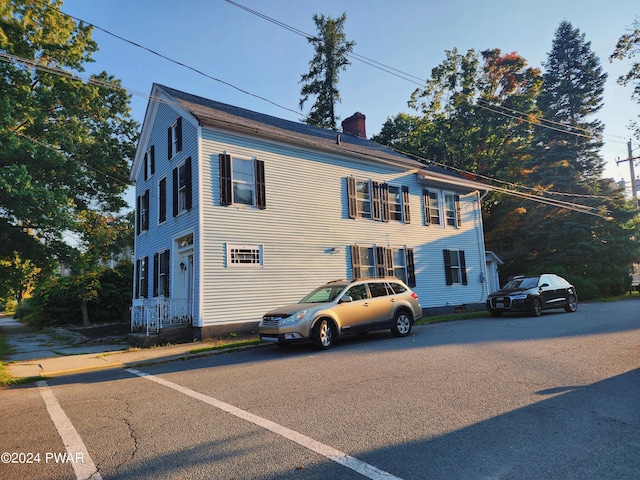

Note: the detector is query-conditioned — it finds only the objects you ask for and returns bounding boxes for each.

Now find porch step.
[127,324,194,348]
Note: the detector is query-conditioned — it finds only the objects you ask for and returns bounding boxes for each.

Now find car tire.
[529,297,542,317]
[391,310,412,337]
[564,294,578,312]
[312,318,334,350]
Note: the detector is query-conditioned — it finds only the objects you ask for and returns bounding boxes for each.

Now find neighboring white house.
[129,84,494,339]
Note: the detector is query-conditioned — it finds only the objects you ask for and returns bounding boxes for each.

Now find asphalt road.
[1,300,639,480]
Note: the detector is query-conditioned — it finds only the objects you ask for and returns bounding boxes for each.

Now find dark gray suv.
[259,278,423,349]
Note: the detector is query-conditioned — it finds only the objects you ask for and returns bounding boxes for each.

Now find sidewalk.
[0,315,261,381]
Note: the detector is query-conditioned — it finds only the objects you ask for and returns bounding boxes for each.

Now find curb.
[10,342,267,381]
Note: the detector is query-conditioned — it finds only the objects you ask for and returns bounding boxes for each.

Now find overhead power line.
[1,49,613,218]
[5,4,623,217]
[225,0,626,146]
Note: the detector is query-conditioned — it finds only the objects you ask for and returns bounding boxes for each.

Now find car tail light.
[411,292,418,299]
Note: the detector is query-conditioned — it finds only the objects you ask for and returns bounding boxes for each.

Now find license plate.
[496,302,504,308]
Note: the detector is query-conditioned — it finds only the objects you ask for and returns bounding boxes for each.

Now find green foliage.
[375,24,639,296]
[299,13,355,129]
[530,20,607,187]
[610,17,640,138]
[25,263,133,327]
[0,0,138,287]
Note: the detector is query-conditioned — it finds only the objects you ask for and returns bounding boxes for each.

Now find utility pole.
[617,139,639,200]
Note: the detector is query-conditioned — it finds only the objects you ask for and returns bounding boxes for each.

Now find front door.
[173,250,194,322]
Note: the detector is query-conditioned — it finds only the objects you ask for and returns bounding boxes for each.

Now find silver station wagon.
[259,278,423,350]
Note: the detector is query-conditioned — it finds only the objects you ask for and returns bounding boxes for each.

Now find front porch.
[131,298,193,336]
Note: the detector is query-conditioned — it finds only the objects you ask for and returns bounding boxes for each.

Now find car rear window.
[388,282,407,294]
[368,282,389,297]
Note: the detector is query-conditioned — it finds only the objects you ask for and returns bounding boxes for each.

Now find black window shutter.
[380,183,390,222]
[423,189,431,225]
[402,186,411,224]
[153,253,159,297]
[220,154,232,206]
[376,246,386,277]
[443,249,453,285]
[142,190,150,231]
[347,176,357,218]
[176,117,183,153]
[136,195,141,235]
[150,145,155,175]
[142,256,149,298]
[172,167,178,217]
[135,259,140,298]
[159,177,167,223]
[460,250,468,285]
[385,247,393,277]
[185,157,193,210]
[167,126,172,160]
[407,248,416,287]
[350,245,361,278]
[455,194,461,227]
[372,181,381,221]
[255,159,266,209]
[144,152,148,181]
[163,250,170,296]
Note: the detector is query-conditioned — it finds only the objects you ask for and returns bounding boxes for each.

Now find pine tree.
[529,20,607,190]
[610,17,640,138]
[513,21,638,296]
[299,13,355,129]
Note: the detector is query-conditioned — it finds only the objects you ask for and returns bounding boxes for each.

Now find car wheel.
[529,297,542,317]
[564,294,578,312]
[489,310,503,317]
[391,310,412,337]
[312,318,334,350]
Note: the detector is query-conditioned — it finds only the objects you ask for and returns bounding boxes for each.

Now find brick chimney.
[341,112,367,139]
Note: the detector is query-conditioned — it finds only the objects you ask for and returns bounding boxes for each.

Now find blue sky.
[60,0,640,191]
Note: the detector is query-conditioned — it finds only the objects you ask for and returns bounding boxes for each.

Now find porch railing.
[131,298,192,335]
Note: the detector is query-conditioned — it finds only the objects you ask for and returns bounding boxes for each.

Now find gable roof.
[132,83,489,192]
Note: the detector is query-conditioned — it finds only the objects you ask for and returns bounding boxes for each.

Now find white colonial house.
[130,84,497,339]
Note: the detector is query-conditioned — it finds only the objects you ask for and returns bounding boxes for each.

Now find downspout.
[475,190,490,303]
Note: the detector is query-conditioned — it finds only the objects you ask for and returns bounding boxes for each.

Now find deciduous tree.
[0,0,138,280]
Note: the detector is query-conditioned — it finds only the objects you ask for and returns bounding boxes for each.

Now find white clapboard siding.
[196,127,488,326]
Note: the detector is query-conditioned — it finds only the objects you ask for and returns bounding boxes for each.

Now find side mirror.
[339,295,353,303]
[539,283,549,289]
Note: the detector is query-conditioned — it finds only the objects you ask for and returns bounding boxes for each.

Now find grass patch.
[0,330,16,387]
[189,338,262,354]
[416,310,489,326]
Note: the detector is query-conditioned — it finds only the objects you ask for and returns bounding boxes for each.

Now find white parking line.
[37,381,102,480]
[126,368,403,480]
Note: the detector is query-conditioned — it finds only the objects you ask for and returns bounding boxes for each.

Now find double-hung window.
[153,250,170,297]
[168,118,182,160]
[136,190,149,234]
[172,158,192,216]
[443,249,468,285]
[388,186,402,221]
[444,192,462,227]
[423,190,441,225]
[135,256,148,298]
[144,146,155,180]
[219,154,266,209]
